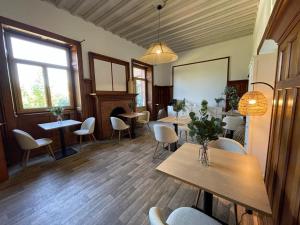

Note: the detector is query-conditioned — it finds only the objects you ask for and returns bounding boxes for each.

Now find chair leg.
[153,141,160,159]
[128,128,132,139]
[79,135,82,150]
[111,130,115,139]
[25,150,31,167]
[194,188,202,207]
[185,131,188,142]
[48,145,55,160]
[118,130,121,143]
[147,123,151,132]
[168,144,171,153]
[88,135,92,141]
[22,151,27,167]
[92,133,96,141]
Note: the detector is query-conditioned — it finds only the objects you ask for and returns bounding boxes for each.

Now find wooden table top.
[38,119,82,130]
[158,116,191,125]
[156,143,272,215]
[119,112,144,119]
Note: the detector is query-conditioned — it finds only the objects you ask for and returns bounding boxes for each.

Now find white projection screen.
[173,57,229,105]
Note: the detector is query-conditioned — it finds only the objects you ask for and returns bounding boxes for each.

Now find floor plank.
[0,126,270,225]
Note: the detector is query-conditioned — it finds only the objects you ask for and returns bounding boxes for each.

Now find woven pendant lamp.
[238,91,268,116]
[140,3,178,65]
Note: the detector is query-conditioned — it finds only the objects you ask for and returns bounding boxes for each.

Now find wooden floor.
[0,127,268,225]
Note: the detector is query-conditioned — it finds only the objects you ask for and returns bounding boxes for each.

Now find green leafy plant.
[50,106,64,116]
[172,99,186,113]
[188,100,225,145]
[188,100,226,166]
[128,101,135,112]
[50,106,64,121]
[224,86,240,110]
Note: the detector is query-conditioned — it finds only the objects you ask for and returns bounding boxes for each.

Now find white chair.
[110,117,131,142]
[178,125,189,142]
[13,129,55,166]
[209,137,246,155]
[222,116,244,137]
[149,207,221,225]
[73,117,96,149]
[137,111,151,131]
[153,125,178,159]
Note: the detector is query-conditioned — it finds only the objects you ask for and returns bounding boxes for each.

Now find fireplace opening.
[110,107,126,118]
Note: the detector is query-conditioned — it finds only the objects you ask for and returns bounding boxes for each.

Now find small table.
[38,120,82,160]
[158,116,191,134]
[156,143,271,224]
[118,112,144,138]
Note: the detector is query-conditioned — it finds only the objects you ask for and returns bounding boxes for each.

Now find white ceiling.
[43,0,259,52]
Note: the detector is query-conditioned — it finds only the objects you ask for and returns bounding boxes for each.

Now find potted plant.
[172,99,186,118]
[214,97,224,107]
[50,106,64,122]
[224,86,239,111]
[128,101,135,113]
[188,100,226,166]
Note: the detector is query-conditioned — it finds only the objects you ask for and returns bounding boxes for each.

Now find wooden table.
[156,143,271,223]
[158,116,190,134]
[119,112,144,138]
[38,120,82,160]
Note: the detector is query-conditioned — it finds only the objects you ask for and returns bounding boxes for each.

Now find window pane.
[133,67,145,79]
[10,37,68,66]
[47,68,71,107]
[16,63,47,109]
[135,79,146,107]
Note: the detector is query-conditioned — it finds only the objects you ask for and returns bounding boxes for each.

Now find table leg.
[203,191,213,216]
[59,128,66,156]
[130,118,136,138]
[54,127,77,160]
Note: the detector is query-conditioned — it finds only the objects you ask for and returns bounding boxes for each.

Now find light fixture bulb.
[248,99,257,105]
[156,49,162,54]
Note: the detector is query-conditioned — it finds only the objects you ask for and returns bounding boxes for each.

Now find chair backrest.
[153,124,178,144]
[142,111,150,122]
[81,117,95,133]
[110,117,128,130]
[149,207,165,225]
[222,116,244,131]
[13,129,39,150]
[209,137,246,154]
[157,108,167,120]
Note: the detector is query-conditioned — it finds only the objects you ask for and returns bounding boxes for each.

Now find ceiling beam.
[82,0,115,21]
[69,0,86,14]
[134,8,257,45]
[95,0,141,26]
[112,0,202,35]
[123,0,256,41]
[139,17,255,47]
[173,31,253,52]
[163,23,254,48]
[170,28,254,52]
[101,0,154,30]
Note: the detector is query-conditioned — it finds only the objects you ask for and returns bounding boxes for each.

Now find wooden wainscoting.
[263,0,300,224]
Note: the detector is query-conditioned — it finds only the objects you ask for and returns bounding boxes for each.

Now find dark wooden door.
[264,1,300,224]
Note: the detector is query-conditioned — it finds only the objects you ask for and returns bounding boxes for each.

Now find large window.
[5,31,73,112]
[133,67,146,108]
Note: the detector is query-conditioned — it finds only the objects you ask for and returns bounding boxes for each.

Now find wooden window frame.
[4,29,74,114]
[133,64,147,108]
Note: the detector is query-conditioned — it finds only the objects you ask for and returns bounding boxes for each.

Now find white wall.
[252,0,277,54]
[172,35,253,83]
[0,0,166,84]
[246,53,277,174]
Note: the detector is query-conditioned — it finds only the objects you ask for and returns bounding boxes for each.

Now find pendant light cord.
[157,6,161,43]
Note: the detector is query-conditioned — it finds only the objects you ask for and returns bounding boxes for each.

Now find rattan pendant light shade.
[140,42,178,65]
[238,91,268,116]
[140,3,178,65]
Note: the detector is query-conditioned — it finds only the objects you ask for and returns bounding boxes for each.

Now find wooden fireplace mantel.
[90,92,137,139]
